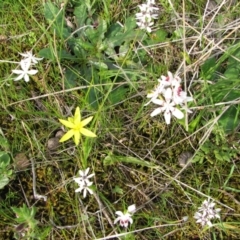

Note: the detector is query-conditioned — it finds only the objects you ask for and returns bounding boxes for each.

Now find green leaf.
[38,48,76,61]
[146,29,167,45]
[0,152,12,189]
[44,1,59,22]
[85,19,107,45]
[73,3,88,29]
[124,16,137,31]
[188,111,204,133]
[0,135,9,151]
[154,29,167,42]
[74,38,95,52]
[44,1,70,39]
[227,46,240,65]
[89,60,108,70]
[200,57,217,80]
[87,87,99,109]
[108,86,128,104]
[0,152,10,167]
[0,176,9,189]
[64,66,81,88]
[113,185,124,195]
[38,48,55,60]
[224,67,240,79]
[218,106,240,134]
[11,204,38,225]
[105,22,122,39]
[104,20,138,49]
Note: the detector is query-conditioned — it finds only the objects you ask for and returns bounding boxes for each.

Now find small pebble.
[178,151,193,167]
[47,137,60,150]
[14,153,30,170]
[55,130,64,138]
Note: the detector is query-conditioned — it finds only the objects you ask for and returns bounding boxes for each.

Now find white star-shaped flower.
[75,181,94,198]
[12,60,38,82]
[194,198,221,227]
[19,51,43,65]
[73,167,95,185]
[136,18,154,32]
[73,168,95,198]
[194,211,213,227]
[150,88,184,124]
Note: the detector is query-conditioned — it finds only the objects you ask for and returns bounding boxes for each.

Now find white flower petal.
[19,52,29,58]
[146,26,152,32]
[87,188,93,195]
[114,217,120,224]
[152,98,164,105]
[215,208,221,213]
[27,69,38,75]
[115,211,124,217]
[87,173,95,179]
[83,188,87,198]
[79,169,84,177]
[83,168,89,175]
[12,69,24,74]
[20,59,31,70]
[73,177,82,184]
[172,108,184,119]
[75,186,83,193]
[128,217,133,225]
[13,73,24,81]
[128,204,136,213]
[24,74,30,82]
[150,107,163,117]
[207,220,213,227]
[164,110,171,124]
[164,87,173,101]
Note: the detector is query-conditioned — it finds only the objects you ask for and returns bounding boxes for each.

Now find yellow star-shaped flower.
[59,107,96,145]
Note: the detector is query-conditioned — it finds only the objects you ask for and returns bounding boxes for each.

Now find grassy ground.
[0,0,240,239]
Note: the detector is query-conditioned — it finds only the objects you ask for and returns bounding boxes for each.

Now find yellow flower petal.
[68,117,74,123]
[73,107,81,124]
[81,116,93,127]
[74,131,80,145]
[59,129,75,142]
[80,128,97,137]
[59,119,75,128]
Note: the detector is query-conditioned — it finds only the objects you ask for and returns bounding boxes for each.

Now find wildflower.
[146,0,159,14]
[145,71,193,124]
[74,181,94,198]
[114,204,136,228]
[73,167,95,186]
[135,0,159,32]
[19,51,43,65]
[150,88,184,124]
[73,168,95,198]
[194,211,213,227]
[145,71,182,106]
[194,198,221,227]
[159,71,181,88]
[12,60,38,82]
[59,107,97,145]
[145,81,164,106]
[136,17,154,33]
[136,4,151,20]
